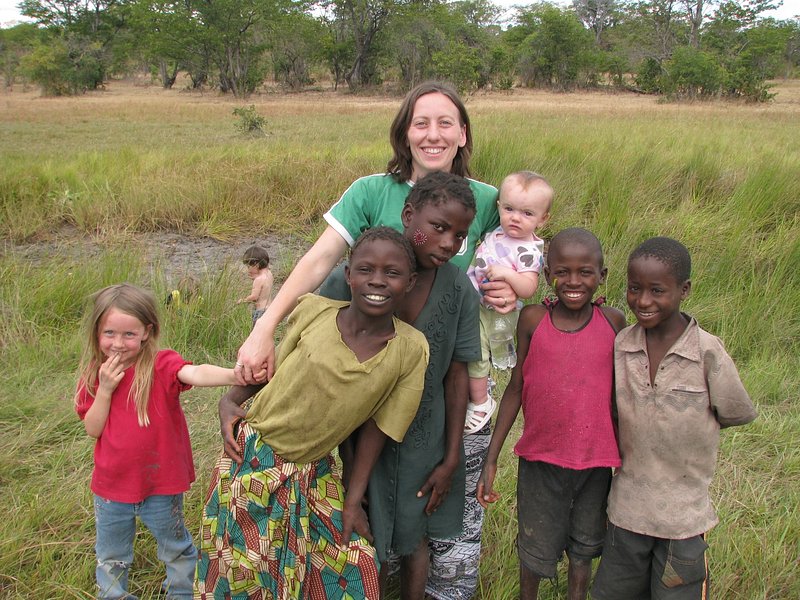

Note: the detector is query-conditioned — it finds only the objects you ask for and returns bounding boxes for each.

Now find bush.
[603,51,631,88]
[21,35,104,96]
[662,46,723,99]
[232,105,267,135]
[725,63,776,102]
[515,4,594,90]
[635,57,663,93]
[432,41,483,94]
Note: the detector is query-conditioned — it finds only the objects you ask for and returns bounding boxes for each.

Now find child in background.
[165,275,200,309]
[464,171,552,434]
[197,227,429,599]
[237,244,274,327]
[591,237,757,600]
[477,228,626,600]
[74,283,237,600]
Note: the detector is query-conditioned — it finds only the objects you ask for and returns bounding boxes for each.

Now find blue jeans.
[94,493,197,600]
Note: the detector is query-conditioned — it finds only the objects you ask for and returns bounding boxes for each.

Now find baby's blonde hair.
[75,283,161,427]
[500,170,554,213]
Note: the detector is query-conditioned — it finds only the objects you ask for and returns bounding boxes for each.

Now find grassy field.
[1,79,798,599]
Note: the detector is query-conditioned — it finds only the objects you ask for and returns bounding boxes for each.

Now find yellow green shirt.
[246,294,429,463]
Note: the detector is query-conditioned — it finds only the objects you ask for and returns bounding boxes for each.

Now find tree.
[633,0,686,59]
[21,33,105,94]
[188,0,306,96]
[319,10,354,89]
[129,0,200,88]
[784,19,800,77]
[318,0,398,89]
[0,23,41,88]
[684,0,705,48]
[702,0,785,99]
[19,0,132,91]
[573,0,619,45]
[270,12,326,89]
[382,3,445,88]
[452,0,503,28]
[511,3,595,89]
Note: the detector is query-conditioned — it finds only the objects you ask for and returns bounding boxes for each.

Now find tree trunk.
[158,59,178,89]
[686,0,704,49]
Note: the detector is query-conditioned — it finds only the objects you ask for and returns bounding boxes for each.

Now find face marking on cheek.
[412,230,428,246]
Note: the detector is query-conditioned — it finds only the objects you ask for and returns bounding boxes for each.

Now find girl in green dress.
[319,171,481,598]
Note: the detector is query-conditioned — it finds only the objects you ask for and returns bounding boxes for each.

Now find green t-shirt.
[245,294,430,463]
[324,173,499,271]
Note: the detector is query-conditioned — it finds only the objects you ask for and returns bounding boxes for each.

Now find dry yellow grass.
[3,77,799,124]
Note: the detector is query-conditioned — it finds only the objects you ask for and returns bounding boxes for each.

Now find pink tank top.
[514,303,621,469]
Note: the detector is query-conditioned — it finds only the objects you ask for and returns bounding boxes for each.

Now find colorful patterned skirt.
[194,422,381,600]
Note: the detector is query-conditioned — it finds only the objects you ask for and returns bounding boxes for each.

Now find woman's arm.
[236,226,349,384]
[417,360,469,515]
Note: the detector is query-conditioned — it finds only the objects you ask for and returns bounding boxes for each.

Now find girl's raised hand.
[98,354,125,394]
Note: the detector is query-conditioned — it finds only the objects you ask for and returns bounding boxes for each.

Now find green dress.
[321,262,481,561]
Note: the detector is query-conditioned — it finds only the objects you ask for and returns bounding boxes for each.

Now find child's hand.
[417,463,456,515]
[219,398,248,465]
[476,463,500,509]
[98,354,125,395]
[341,499,372,549]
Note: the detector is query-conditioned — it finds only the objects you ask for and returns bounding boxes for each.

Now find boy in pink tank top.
[477,228,626,600]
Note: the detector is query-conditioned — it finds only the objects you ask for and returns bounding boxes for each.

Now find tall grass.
[1,82,798,598]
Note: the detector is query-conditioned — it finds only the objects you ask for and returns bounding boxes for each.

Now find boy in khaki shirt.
[592,237,757,600]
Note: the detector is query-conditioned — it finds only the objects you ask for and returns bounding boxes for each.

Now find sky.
[1,0,798,28]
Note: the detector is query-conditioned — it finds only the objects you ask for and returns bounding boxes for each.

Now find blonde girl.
[75,283,237,600]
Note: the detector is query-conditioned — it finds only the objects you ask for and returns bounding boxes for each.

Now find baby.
[464,171,552,433]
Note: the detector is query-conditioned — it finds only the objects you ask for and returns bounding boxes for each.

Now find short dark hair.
[387,81,472,182]
[629,237,691,282]
[351,226,417,273]
[242,245,270,269]
[547,228,604,268]
[405,171,476,214]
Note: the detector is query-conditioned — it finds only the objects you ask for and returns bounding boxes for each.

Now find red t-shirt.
[76,349,194,503]
[515,304,621,469]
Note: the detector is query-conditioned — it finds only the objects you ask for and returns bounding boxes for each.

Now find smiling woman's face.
[406,92,467,182]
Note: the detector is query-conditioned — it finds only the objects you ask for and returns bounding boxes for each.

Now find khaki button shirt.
[608,317,757,539]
